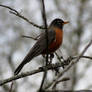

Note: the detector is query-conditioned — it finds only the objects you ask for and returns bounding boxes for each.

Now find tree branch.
[45,40,92,89]
[0,62,69,86]
[39,0,49,91]
[0,4,45,29]
[0,54,92,86]
[52,77,70,89]
[21,35,38,40]
[41,90,92,92]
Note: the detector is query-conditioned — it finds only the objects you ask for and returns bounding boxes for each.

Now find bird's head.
[50,18,69,29]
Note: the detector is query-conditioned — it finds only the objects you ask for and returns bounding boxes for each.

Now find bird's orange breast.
[48,28,63,53]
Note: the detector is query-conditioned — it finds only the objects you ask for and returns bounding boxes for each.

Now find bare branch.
[41,90,92,92]
[55,52,64,63]
[45,40,92,89]
[0,4,45,29]
[21,35,38,40]
[73,55,92,60]
[0,54,92,86]
[0,62,69,86]
[39,0,49,91]
[52,77,70,89]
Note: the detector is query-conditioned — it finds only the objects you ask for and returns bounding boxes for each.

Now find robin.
[14,18,69,75]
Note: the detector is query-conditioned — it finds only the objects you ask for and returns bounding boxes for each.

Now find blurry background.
[0,0,92,92]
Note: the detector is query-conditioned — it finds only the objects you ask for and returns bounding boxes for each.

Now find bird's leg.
[55,68,60,75]
[60,56,65,62]
[50,53,60,75]
[42,54,53,65]
[48,53,54,64]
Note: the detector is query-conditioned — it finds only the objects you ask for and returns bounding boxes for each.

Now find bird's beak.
[63,21,69,24]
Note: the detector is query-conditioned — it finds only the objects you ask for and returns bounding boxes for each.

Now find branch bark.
[39,0,49,91]
[0,4,45,29]
[0,54,92,86]
[42,90,92,92]
[45,40,92,89]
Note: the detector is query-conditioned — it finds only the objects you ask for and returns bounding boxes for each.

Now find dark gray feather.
[22,29,55,64]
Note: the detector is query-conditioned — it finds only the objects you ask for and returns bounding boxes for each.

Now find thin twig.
[40,90,92,92]
[0,62,69,86]
[39,0,48,91]
[21,35,38,40]
[52,77,70,89]
[9,82,14,92]
[0,4,45,29]
[0,54,92,86]
[55,52,63,62]
[72,55,92,60]
[46,40,92,89]
[41,0,48,65]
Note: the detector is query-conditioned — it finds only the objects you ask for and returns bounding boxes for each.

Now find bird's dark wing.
[23,29,55,61]
[14,29,55,75]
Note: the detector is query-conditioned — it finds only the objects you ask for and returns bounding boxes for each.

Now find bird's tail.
[14,44,40,75]
[14,61,26,75]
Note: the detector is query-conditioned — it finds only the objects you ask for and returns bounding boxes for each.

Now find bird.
[14,18,69,75]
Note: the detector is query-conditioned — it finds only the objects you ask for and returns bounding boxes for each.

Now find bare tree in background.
[0,0,92,92]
